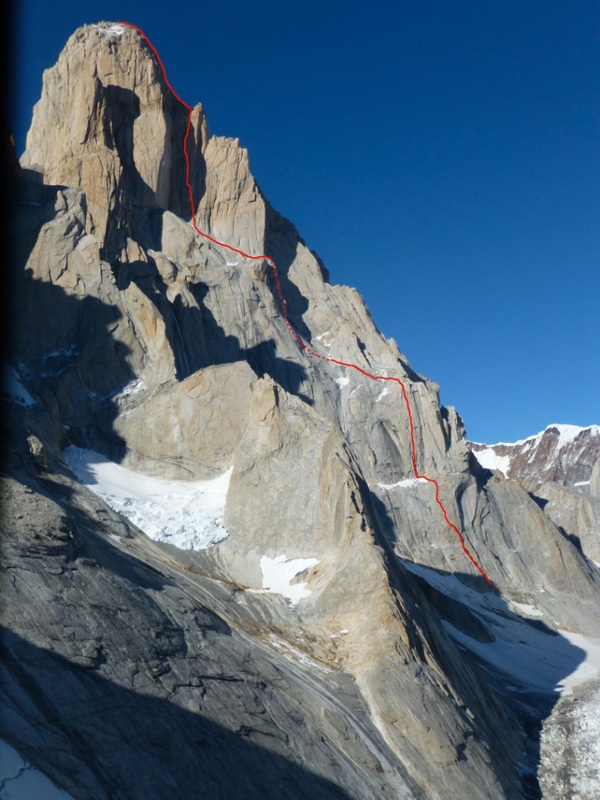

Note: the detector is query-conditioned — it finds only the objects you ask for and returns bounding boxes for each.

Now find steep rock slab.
[114,361,256,479]
[533,481,600,565]
[374,468,600,634]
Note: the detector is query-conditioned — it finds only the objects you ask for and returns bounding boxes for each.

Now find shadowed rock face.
[3,20,600,800]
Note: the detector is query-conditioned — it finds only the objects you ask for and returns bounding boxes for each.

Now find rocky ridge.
[3,21,600,800]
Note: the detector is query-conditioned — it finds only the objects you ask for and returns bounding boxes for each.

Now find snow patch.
[2,364,35,407]
[375,385,390,402]
[63,446,230,550]
[42,345,77,361]
[509,601,544,618]
[330,629,349,638]
[335,376,349,388]
[378,478,428,490]
[575,480,590,487]
[92,24,124,37]
[472,448,511,477]
[258,555,319,605]
[555,631,600,694]
[117,378,146,398]
[0,739,74,799]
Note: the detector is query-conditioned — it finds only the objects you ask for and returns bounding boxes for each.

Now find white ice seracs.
[540,681,600,800]
[64,446,231,550]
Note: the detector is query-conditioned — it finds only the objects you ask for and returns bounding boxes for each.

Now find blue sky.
[13,0,599,443]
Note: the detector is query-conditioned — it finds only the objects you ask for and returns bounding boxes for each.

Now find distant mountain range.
[471,424,600,488]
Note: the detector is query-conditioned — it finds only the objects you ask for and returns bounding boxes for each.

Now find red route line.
[118,21,493,587]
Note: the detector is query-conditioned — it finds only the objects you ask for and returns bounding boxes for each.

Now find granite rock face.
[4,21,600,800]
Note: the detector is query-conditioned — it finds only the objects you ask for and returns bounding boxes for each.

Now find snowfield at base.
[0,740,74,799]
[443,620,600,696]
[401,559,600,697]
[64,446,231,550]
[257,555,319,605]
[555,631,600,693]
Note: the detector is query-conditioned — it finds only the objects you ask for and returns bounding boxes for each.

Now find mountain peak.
[20,21,208,251]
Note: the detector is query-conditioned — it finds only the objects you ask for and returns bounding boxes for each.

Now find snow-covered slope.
[401,559,600,697]
[0,740,74,800]
[64,446,231,550]
[401,557,600,800]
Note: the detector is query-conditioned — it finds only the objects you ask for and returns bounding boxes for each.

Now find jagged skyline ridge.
[14,0,600,442]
